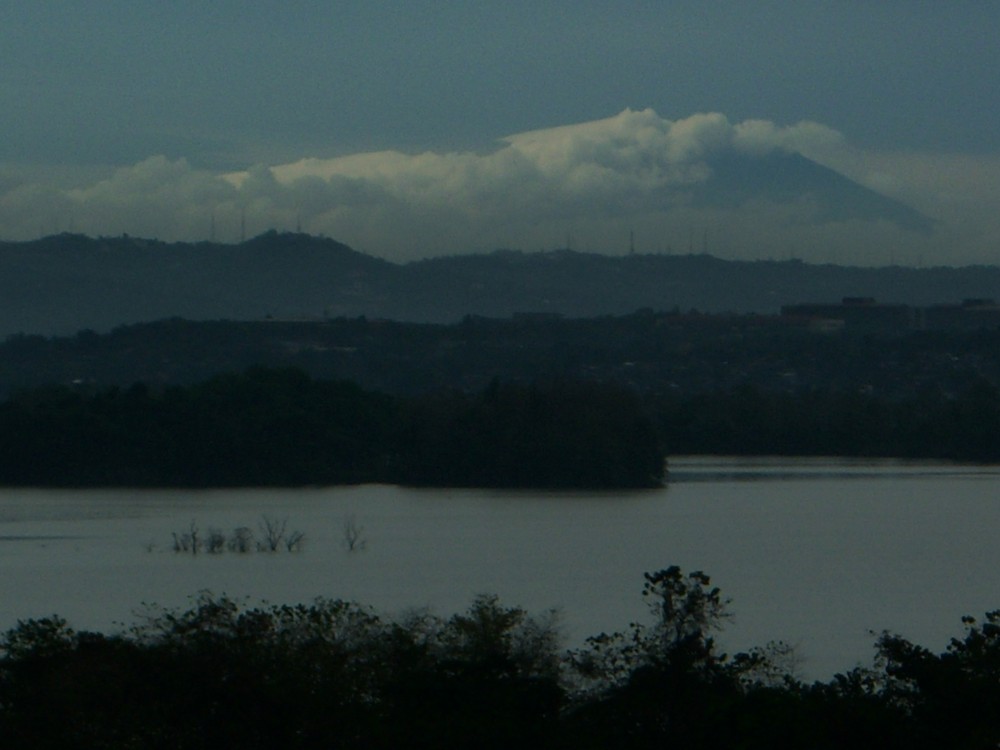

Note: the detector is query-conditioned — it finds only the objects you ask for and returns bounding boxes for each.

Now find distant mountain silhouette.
[1,231,999,337]
[696,151,935,233]
[0,231,395,335]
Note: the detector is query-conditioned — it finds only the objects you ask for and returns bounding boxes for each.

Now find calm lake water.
[1,456,998,681]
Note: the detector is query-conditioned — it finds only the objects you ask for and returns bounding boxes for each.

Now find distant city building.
[511,312,565,322]
[922,298,1000,330]
[781,298,913,331]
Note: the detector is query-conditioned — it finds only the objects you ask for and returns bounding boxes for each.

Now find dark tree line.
[0,369,665,489]
[2,568,999,748]
[394,378,663,488]
[4,364,1000,490]
[652,379,1000,461]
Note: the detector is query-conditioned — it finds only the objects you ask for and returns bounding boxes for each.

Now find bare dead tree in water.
[342,514,366,552]
[169,519,303,555]
[172,520,202,554]
[206,527,226,554]
[285,530,306,552]
[227,526,254,553]
[258,515,288,552]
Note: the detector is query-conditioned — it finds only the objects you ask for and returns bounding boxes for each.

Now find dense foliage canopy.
[654,379,1000,461]
[2,568,998,748]
[0,369,665,488]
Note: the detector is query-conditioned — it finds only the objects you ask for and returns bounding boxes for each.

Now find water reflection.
[669,455,1000,482]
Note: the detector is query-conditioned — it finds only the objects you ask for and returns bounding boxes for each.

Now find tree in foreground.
[3,568,998,748]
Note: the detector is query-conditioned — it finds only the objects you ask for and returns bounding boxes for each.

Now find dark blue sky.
[4,1,996,167]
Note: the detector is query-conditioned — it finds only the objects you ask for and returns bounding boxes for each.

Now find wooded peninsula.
[0,370,664,488]
[3,361,1000,488]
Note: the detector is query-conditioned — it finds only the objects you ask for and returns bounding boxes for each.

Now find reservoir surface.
[0,456,997,680]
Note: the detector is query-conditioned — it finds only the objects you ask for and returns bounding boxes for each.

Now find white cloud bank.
[1,109,997,266]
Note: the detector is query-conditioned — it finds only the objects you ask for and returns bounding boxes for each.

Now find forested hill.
[4,231,1000,335]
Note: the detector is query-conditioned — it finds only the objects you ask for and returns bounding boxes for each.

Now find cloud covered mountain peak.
[264,109,850,197]
[501,108,845,166]
[0,110,938,264]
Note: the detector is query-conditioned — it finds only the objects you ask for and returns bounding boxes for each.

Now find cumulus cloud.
[262,109,841,209]
[1,109,990,265]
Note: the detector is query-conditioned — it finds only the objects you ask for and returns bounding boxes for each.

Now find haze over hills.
[2,229,1000,338]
